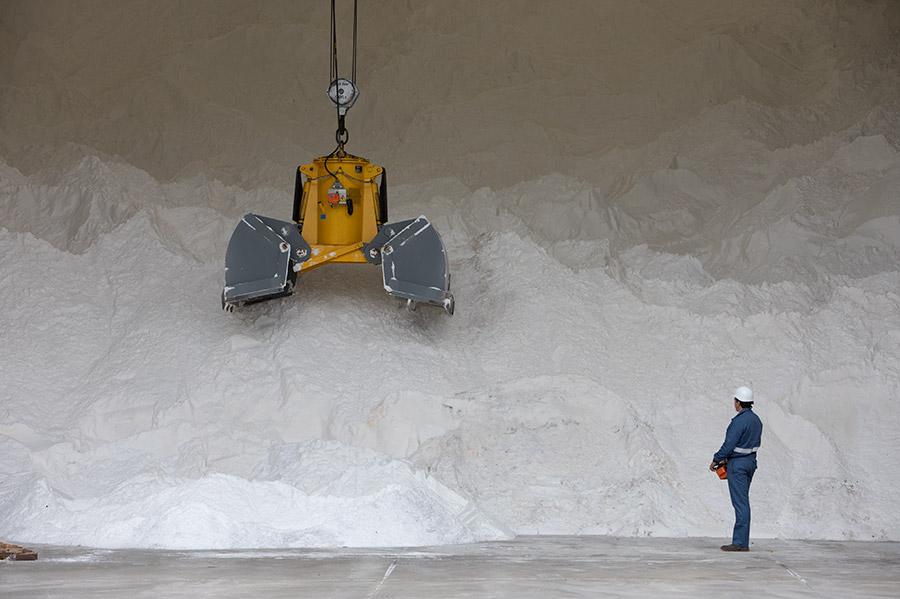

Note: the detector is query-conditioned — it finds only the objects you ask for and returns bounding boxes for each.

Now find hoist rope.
[325,0,360,183]
[351,0,358,85]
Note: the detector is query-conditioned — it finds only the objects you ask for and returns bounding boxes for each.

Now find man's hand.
[709,461,718,472]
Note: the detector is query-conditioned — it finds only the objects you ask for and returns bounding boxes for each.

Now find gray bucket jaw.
[365,216,454,315]
[224,214,452,315]
[223,214,310,309]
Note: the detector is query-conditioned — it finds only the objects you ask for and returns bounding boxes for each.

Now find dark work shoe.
[720,544,749,552]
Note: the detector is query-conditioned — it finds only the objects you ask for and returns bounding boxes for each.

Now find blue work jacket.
[713,408,762,462]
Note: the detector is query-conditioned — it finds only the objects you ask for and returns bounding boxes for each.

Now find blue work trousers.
[727,455,757,548]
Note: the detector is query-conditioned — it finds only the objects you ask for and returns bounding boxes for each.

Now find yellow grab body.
[296,153,384,271]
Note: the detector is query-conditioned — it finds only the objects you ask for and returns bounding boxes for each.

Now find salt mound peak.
[827,135,897,173]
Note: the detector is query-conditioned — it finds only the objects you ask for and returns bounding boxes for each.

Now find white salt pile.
[1,1,898,548]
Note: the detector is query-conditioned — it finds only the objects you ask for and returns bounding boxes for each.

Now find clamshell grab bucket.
[222,153,454,315]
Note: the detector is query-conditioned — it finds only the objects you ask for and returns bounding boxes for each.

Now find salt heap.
[0,0,899,548]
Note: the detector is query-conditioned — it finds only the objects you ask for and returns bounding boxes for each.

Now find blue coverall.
[713,408,763,548]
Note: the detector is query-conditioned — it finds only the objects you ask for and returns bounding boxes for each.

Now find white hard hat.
[734,386,753,403]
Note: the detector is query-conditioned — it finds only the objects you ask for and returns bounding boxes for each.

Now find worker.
[709,386,763,552]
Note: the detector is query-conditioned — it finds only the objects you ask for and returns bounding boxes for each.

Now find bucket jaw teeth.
[222,214,310,309]
[365,216,454,315]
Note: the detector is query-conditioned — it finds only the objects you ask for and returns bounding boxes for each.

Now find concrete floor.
[2,536,899,598]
